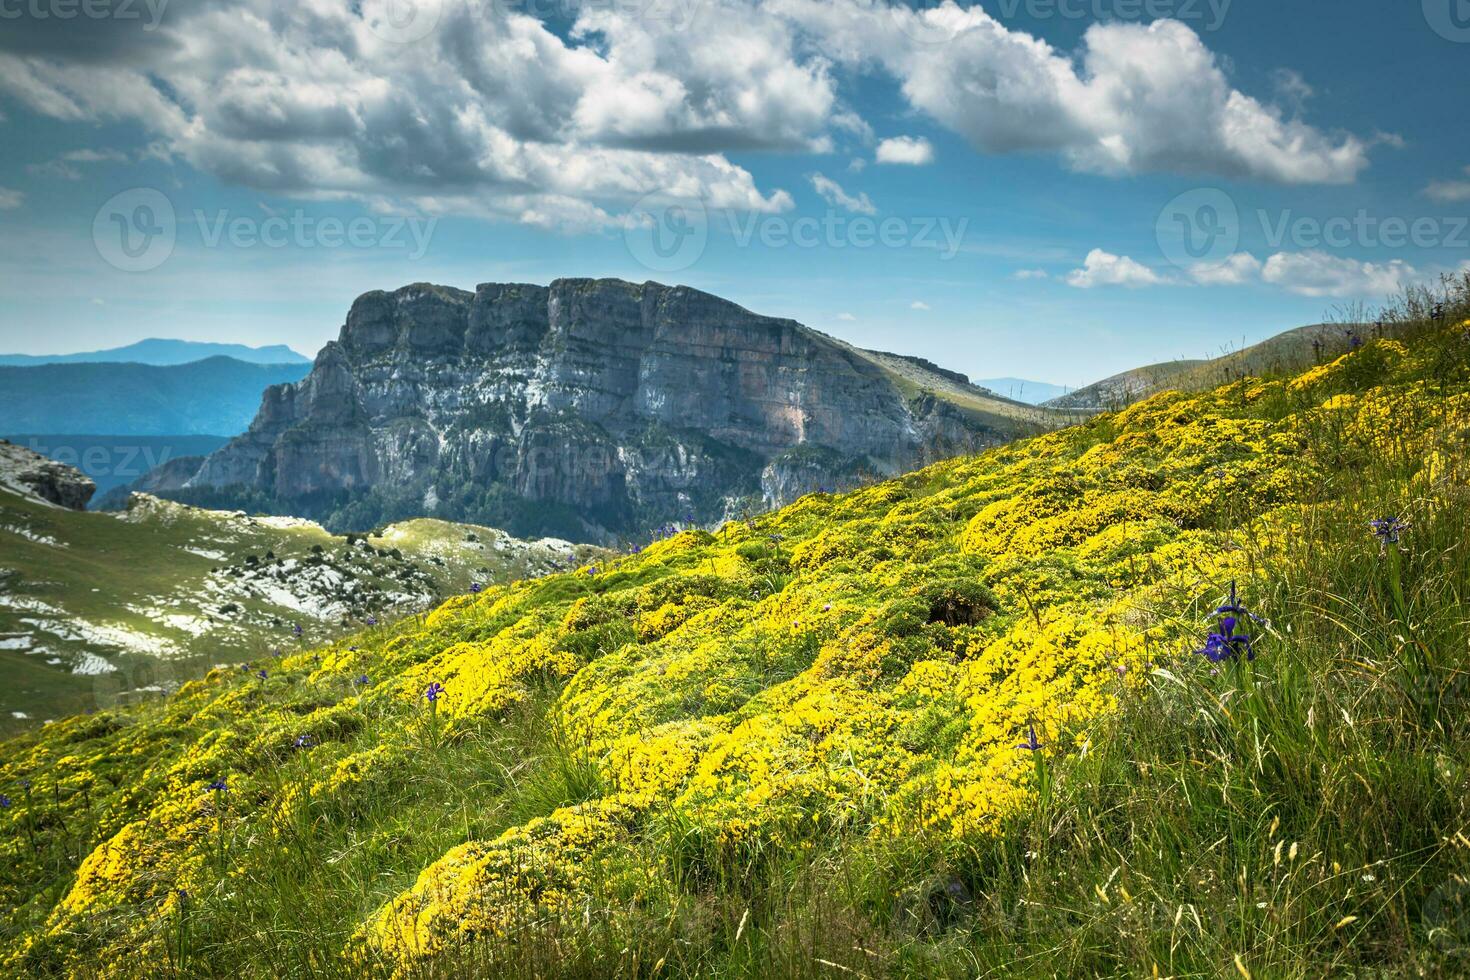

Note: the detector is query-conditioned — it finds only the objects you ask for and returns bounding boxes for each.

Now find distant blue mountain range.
[0,338,311,367]
[0,357,311,436]
[973,377,1073,405]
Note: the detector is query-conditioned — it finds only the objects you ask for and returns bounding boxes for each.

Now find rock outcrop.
[0,440,96,509]
[156,279,1048,541]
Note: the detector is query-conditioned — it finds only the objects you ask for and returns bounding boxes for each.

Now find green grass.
[0,493,602,731]
[3,277,1469,978]
[1048,321,1386,412]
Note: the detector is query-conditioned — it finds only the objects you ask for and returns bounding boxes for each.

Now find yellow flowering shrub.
[4,331,1469,975]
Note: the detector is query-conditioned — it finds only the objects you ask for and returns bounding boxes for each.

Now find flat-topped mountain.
[150,278,1054,541]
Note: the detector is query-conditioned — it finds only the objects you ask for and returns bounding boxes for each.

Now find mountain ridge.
[149,278,1059,541]
[0,358,312,436]
[0,338,311,367]
[1044,321,1360,410]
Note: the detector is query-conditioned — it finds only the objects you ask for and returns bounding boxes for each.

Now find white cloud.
[1065,250,1169,289]
[1426,167,1470,203]
[1261,251,1418,298]
[837,311,856,320]
[0,0,804,230]
[1012,268,1049,280]
[876,135,934,165]
[0,0,1375,240]
[785,4,1369,184]
[1190,252,1263,286]
[809,172,876,214]
[910,300,930,310]
[0,187,22,210]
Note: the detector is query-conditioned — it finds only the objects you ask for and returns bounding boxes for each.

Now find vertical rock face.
[0,440,96,510]
[173,279,1045,541]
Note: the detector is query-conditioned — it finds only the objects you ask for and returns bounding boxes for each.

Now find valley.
[0,441,602,731]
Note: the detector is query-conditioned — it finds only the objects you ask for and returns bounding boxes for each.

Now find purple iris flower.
[1196,581,1263,663]
[1198,616,1255,663]
[354,674,370,686]
[425,681,445,703]
[293,624,303,637]
[0,795,10,809]
[1017,724,1042,752]
[366,616,378,626]
[256,669,268,681]
[205,777,227,792]
[293,735,313,750]
[1369,517,1408,545]
[469,582,483,594]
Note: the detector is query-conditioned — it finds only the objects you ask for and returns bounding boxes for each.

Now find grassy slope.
[0,492,601,732]
[1045,322,1368,411]
[845,345,1064,432]
[2,288,1469,977]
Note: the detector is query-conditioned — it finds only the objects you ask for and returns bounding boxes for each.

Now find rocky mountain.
[0,358,312,436]
[0,476,604,729]
[145,278,1055,542]
[0,439,96,509]
[0,338,310,367]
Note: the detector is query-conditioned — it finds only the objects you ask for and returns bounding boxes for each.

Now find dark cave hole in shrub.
[921,581,998,627]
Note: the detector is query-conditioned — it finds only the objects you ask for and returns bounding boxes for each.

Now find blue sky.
[0,0,1467,387]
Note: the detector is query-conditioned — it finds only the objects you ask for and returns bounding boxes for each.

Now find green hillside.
[1046,322,1379,411]
[0,491,602,732]
[1,282,1468,977]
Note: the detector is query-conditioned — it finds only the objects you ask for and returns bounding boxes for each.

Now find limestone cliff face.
[174,279,1039,540]
[0,440,96,510]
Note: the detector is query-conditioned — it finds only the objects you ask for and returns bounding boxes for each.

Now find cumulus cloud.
[876,135,934,165]
[1261,251,1418,298]
[0,0,805,230]
[0,0,1375,235]
[1065,250,1170,289]
[837,311,857,320]
[910,300,930,309]
[0,187,23,209]
[782,2,1369,184]
[1190,252,1264,286]
[1426,167,1470,203]
[809,172,876,214]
